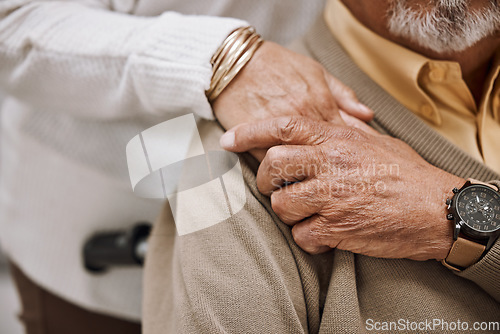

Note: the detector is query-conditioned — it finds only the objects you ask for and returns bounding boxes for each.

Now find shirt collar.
[324,0,500,125]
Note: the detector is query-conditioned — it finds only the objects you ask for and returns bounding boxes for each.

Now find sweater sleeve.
[0,0,247,120]
[456,179,500,302]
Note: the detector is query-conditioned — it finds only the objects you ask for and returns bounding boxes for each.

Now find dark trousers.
[9,262,141,334]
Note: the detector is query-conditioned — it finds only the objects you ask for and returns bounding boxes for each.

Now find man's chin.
[387,0,500,56]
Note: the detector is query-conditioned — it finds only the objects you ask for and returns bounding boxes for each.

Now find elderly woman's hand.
[213,41,373,131]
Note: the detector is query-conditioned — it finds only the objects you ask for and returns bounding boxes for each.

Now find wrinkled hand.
[220,115,465,261]
[213,41,373,131]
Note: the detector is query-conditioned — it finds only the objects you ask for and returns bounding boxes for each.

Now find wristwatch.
[442,178,500,271]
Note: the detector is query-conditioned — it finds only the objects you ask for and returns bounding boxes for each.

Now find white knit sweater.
[0,0,325,321]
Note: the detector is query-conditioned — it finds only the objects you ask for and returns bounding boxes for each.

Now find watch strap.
[442,237,486,271]
[442,178,498,271]
[467,178,499,191]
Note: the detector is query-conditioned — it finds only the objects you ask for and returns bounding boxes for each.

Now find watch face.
[455,185,500,233]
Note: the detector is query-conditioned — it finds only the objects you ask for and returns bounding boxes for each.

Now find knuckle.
[320,147,341,165]
[276,116,301,142]
[339,127,358,140]
[292,224,322,253]
[307,124,333,145]
[336,126,364,141]
[308,220,327,238]
[329,144,356,169]
[265,146,283,164]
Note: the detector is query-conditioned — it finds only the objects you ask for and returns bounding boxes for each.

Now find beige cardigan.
[143,18,500,334]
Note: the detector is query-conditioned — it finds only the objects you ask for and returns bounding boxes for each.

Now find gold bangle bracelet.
[209,29,254,95]
[211,27,254,71]
[207,26,263,103]
[208,35,262,101]
[209,28,253,93]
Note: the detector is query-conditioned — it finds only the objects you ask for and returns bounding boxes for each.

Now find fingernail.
[219,131,235,149]
[311,245,332,254]
[358,103,374,115]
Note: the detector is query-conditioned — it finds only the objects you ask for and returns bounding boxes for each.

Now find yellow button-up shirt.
[325,0,500,174]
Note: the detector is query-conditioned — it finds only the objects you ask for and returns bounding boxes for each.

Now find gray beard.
[387,0,500,54]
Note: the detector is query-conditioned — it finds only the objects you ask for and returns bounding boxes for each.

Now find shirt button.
[429,67,445,82]
[420,104,435,118]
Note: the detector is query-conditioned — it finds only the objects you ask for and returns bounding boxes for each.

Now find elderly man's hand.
[220,116,466,261]
[213,41,373,131]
